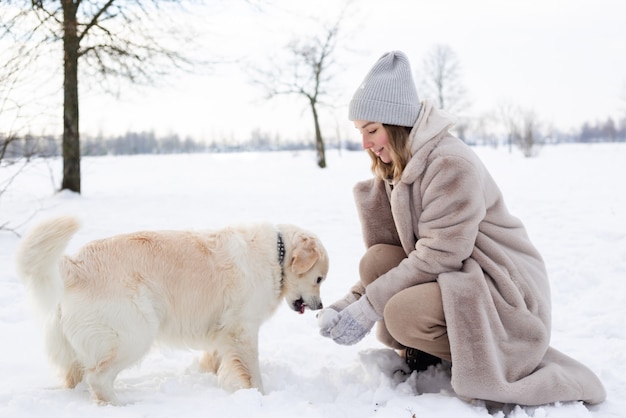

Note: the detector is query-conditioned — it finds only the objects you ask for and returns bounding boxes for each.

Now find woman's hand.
[324,296,382,345]
[316,291,359,337]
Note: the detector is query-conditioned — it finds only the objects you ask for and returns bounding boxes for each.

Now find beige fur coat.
[353,100,606,406]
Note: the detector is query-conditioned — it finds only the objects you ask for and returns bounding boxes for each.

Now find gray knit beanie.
[348,51,421,127]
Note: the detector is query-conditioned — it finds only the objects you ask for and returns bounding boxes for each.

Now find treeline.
[81,131,342,155]
[578,117,626,143]
[1,131,356,160]
[2,115,625,160]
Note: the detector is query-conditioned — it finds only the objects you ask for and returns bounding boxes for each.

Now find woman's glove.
[317,291,359,337]
[327,296,382,345]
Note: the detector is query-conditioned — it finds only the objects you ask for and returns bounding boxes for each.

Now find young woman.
[317,50,606,406]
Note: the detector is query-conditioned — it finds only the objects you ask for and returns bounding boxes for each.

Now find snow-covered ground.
[1,143,624,417]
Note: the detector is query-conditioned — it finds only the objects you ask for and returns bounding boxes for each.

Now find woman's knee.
[359,244,406,286]
[383,283,447,343]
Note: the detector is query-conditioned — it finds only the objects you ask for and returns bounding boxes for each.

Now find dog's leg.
[78,336,126,405]
[64,294,158,405]
[64,361,84,388]
[217,332,264,394]
[86,364,122,405]
[44,309,84,388]
[82,331,150,406]
[199,350,221,374]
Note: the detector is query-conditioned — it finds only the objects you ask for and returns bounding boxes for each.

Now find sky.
[2,0,626,142]
[1,143,625,417]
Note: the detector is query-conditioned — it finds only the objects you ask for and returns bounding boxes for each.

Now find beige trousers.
[359,244,452,361]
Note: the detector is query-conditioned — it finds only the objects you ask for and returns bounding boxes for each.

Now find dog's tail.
[15,215,81,316]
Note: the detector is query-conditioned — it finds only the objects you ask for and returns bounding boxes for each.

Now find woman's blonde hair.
[368,125,412,181]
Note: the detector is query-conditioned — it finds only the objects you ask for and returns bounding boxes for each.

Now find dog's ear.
[290,234,319,274]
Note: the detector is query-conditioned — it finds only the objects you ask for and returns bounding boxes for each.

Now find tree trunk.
[61,0,81,193]
[310,99,326,168]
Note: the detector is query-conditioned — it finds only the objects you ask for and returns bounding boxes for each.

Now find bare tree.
[497,101,521,153]
[418,44,469,115]
[496,101,541,157]
[620,81,626,122]
[518,110,541,157]
[0,1,204,193]
[251,19,342,168]
[0,37,38,232]
[470,114,501,148]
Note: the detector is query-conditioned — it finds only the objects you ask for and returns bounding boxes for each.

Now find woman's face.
[354,120,391,163]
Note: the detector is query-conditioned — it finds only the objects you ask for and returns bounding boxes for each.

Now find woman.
[317,50,606,406]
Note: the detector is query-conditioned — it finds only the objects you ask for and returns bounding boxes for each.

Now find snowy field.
[1,143,624,418]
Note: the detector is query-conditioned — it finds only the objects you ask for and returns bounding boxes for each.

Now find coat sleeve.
[366,154,487,314]
[353,178,402,248]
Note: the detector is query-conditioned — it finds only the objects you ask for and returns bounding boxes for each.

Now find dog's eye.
[316,276,323,284]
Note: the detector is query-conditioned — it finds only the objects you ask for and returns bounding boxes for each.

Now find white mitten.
[328,296,382,345]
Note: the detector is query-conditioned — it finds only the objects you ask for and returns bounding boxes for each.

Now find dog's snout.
[311,301,323,310]
[292,297,323,313]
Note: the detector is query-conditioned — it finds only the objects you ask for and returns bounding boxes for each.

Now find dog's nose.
[310,300,323,310]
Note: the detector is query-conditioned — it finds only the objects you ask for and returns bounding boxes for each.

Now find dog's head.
[279,225,329,314]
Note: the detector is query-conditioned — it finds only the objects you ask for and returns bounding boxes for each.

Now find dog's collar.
[277,232,286,283]
[277,232,286,268]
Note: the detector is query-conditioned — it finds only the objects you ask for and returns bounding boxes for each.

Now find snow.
[1,143,624,417]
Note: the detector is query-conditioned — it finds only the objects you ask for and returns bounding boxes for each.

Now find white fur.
[15,216,329,404]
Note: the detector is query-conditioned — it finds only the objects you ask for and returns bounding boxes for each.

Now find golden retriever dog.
[15,215,329,405]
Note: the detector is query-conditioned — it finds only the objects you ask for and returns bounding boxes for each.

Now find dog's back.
[58,225,282,341]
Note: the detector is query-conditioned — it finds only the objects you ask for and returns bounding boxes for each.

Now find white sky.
[3,0,626,142]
